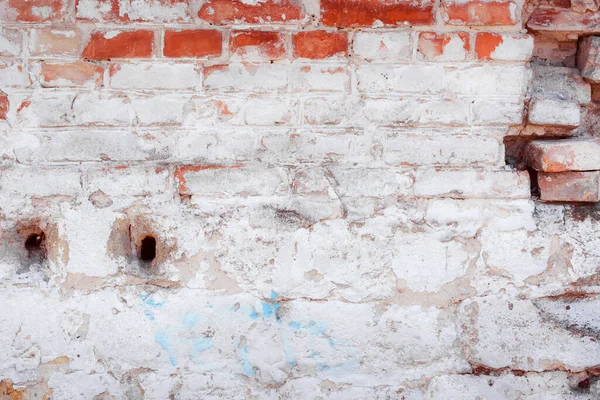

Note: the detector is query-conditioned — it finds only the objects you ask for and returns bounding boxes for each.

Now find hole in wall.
[140,235,156,263]
[24,231,46,262]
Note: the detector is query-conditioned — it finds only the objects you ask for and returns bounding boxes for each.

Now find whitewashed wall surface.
[0,0,600,398]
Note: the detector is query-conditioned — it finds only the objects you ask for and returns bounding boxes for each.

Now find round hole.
[25,232,45,257]
[140,236,156,262]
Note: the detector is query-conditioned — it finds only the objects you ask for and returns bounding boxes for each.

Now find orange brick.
[293,31,348,59]
[198,0,306,24]
[0,91,7,120]
[3,0,67,22]
[417,32,470,61]
[230,31,287,59]
[82,31,154,60]
[528,8,600,33]
[30,28,80,56]
[538,172,600,203]
[40,61,104,88]
[164,30,222,58]
[475,33,504,60]
[321,0,435,27]
[442,0,518,26]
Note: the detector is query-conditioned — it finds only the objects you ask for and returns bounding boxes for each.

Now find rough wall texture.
[0,0,600,399]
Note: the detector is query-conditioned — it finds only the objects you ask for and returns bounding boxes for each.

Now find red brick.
[538,171,600,203]
[442,0,518,26]
[417,32,470,61]
[198,0,306,24]
[82,31,154,59]
[292,31,348,59]
[526,139,600,172]
[475,33,504,60]
[230,31,287,59]
[40,61,104,88]
[164,30,222,58]
[475,33,533,61]
[528,8,600,34]
[321,0,434,27]
[0,91,8,120]
[3,0,67,22]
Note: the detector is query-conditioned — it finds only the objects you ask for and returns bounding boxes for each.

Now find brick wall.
[0,0,599,398]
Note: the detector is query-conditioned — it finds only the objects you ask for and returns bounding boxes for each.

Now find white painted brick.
[391,232,472,292]
[463,294,600,371]
[480,229,550,283]
[302,96,362,125]
[85,166,169,197]
[0,62,30,87]
[117,0,190,22]
[329,167,412,197]
[177,165,290,197]
[76,0,190,22]
[414,169,530,199]
[0,166,81,197]
[132,95,188,126]
[425,199,536,238]
[383,135,502,166]
[290,64,350,92]
[203,64,288,93]
[446,65,531,96]
[363,98,469,126]
[0,27,21,56]
[427,373,591,400]
[244,97,298,125]
[352,31,412,61]
[72,93,134,126]
[533,66,591,104]
[14,130,169,163]
[110,63,198,90]
[260,129,376,164]
[528,99,581,127]
[357,65,445,94]
[182,96,246,126]
[13,92,75,127]
[471,99,524,125]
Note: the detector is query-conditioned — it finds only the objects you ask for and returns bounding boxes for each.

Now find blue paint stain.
[269,290,278,301]
[240,347,255,376]
[261,302,280,319]
[288,320,328,336]
[249,310,260,320]
[328,337,336,348]
[288,321,301,332]
[139,294,165,309]
[182,312,201,328]
[307,320,328,336]
[155,329,177,367]
[144,310,155,321]
[191,338,213,361]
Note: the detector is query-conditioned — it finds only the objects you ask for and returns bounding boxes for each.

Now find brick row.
[11,128,503,168]
[4,92,527,127]
[0,28,533,62]
[1,0,523,27]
